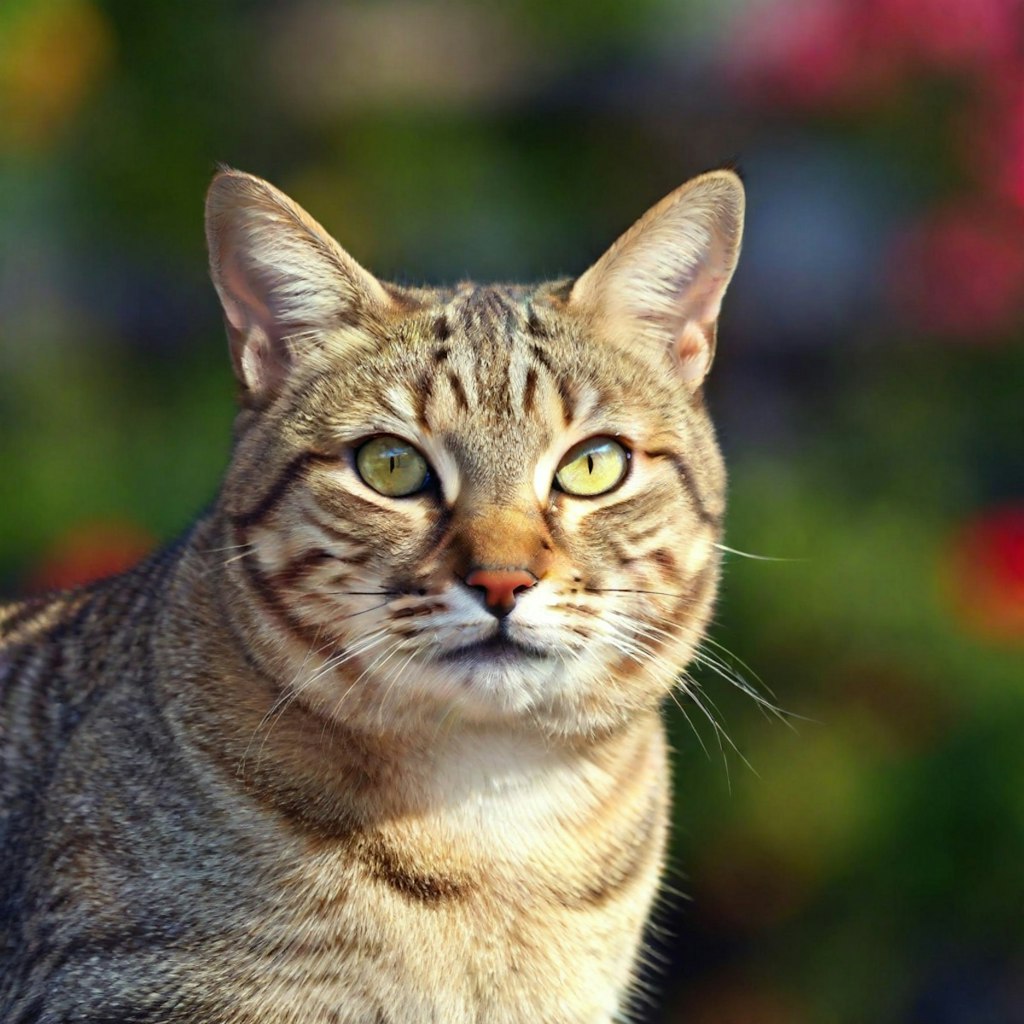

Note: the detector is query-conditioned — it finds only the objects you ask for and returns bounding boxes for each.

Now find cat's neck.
[149,517,660,837]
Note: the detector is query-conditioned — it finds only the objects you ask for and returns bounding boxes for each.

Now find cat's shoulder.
[0,589,87,650]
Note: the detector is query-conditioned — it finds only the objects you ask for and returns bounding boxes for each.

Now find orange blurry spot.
[695,831,817,933]
[0,0,114,154]
[677,973,819,1024]
[27,521,154,593]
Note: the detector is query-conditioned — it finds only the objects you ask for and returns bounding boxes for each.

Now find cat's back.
[0,547,186,992]
[0,542,183,765]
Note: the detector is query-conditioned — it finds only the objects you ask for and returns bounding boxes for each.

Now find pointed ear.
[205,169,392,405]
[569,170,744,389]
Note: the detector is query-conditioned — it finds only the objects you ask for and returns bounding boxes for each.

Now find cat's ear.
[205,168,392,405]
[569,170,744,389]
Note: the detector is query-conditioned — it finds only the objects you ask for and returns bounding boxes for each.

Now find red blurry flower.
[26,521,154,593]
[724,0,888,112]
[869,0,1020,72]
[725,0,1023,111]
[886,201,1024,338]
[946,506,1024,643]
[967,66,1024,212]
[678,975,814,1024]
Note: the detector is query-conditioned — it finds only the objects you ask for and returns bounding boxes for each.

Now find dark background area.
[1,1,1022,1021]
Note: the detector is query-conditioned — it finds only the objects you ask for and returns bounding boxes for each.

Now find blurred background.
[1,0,1022,1020]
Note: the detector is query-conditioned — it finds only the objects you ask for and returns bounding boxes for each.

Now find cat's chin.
[438,633,553,667]
[402,639,569,727]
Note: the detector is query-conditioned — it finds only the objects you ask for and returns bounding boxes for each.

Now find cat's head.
[205,168,743,740]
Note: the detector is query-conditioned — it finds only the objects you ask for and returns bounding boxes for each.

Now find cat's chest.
[234,855,655,1024]
[229,744,666,1024]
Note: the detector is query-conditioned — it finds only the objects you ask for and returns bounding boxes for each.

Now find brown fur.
[0,168,744,1022]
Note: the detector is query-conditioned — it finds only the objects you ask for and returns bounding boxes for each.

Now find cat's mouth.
[439,633,552,665]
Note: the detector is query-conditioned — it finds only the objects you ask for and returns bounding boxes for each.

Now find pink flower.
[966,66,1024,212]
[724,0,884,111]
[724,0,1022,111]
[869,0,1020,71]
[886,201,1024,338]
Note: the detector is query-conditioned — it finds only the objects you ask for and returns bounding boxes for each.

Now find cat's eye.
[356,435,430,497]
[554,437,630,497]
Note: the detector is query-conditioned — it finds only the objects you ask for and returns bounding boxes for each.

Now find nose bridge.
[453,500,552,577]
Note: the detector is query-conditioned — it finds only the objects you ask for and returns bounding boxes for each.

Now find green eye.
[555,437,630,497]
[356,436,430,497]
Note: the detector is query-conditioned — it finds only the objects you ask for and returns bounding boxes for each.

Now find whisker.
[596,609,779,780]
[242,627,393,771]
[680,674,755,783]
[221,548,256,566]
[239,625,328,775]
[714,542,803,563]
[322,636,408,742]
[666,688,712,762]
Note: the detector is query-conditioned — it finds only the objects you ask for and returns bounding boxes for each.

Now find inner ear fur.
[569,170,745,389]
[205,168,392,405]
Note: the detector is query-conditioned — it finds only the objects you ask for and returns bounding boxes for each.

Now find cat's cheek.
[686,532,712,573]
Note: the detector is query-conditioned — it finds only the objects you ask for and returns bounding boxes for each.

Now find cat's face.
[207,170,743,739]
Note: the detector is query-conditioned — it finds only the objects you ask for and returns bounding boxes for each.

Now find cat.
[0,166,744,1023]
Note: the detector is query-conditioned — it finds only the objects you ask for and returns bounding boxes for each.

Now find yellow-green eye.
[554,437,630,497]
[356,436,430,497]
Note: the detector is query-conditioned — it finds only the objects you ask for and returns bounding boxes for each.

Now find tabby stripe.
[377,393,406,421]
[359,835,468,905]
[5,993,44,1024]
[29,646,65,749]
[447,371,469,412]
[565,788,661,908]
[651,548,677,575]
[2,592,89,721]
[522,366,539,415]
[329,550,374,568]
[555,377,576,425]
[25,919,180,988]
[270,550,337,591]
[305,510,362,546]
[413,371,434,430]
[432,313,451,341]
[234,526,323,647]
[683,559,717,612]
[272,544,370,583]
[0,597,55,640]
[231,452,333,530]
[0,645,44,717]
[526,303,548,338]
[646,449,721,528]
[529,343,556,376]
[381,281,423,311]
[626,522,669,546]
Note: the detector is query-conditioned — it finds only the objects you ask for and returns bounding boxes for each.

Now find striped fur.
[0,169,743,1023]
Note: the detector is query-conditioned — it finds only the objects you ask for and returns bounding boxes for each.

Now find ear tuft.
[205,169,391,405]
[569,170,745,389]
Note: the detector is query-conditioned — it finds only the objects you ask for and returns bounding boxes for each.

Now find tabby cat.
[0,167,744,1023]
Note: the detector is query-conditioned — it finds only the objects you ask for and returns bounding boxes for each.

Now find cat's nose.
[463,568,537,619]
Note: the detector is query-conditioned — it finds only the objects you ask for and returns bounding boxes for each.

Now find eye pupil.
[356,435,430,497]
[554,437,629,497]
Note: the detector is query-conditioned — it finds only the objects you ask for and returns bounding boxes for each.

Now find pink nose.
[463,568,537,617]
